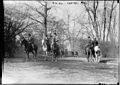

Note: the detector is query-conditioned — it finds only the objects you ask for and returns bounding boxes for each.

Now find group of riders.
[42,32,59,53]
[21,32,59,56]
[21,32,101,62]
[85,36,101,62]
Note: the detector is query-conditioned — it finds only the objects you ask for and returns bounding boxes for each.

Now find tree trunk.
[103,0,106,42]
[67,14,72,51]
[106,0,114,41]
[44,2,47,36]
[93,0,100,42]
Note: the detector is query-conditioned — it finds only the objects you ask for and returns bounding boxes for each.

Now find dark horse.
[21,38,38,60]
[85,45,95,62]
[52,42,60,61]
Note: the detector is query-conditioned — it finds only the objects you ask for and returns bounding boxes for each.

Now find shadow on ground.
[99,59,112,63]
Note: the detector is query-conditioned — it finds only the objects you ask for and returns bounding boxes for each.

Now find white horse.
[94,46,102,62]
[42,34,48,59]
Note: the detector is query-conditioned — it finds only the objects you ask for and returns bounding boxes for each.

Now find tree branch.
[36,1,45,6]
[35,8,45,17]
[29,16,44,25]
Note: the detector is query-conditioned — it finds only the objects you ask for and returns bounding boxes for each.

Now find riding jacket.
[88,40,93,48]
[53,35,59,43]
[93,40,98,47]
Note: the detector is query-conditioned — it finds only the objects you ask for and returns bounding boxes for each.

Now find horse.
[85,44,95,62]
[41,35,52,60]
[51,41,60,61]
[85,44,101,63]
[85,46,92,62]
[60,50,64,58]
[94,45,102,62]
[21,38,38,61]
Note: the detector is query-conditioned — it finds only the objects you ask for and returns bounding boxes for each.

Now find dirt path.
[2,57,118,84]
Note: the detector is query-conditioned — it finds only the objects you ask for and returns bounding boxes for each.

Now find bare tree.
[103,0,107,42]
[81,1,101,41]
[25,1,53,36]
[106,0,117,41]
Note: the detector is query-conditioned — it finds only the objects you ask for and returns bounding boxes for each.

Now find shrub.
[99,41,118,58]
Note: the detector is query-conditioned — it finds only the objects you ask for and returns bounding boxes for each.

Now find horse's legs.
[26,52,29,61]
[95,51,99,62]
[35,48,37,58]
[44,51,48,61]
[52,51,55,62]
[51,51,54,62]
[91,49,95,62]
[94,51,98,63]
[55,55,57,62]
[87,52,90,62]
[98,52,102,62]
[96,53,98,62]
[32,51,35,58]
[54,50,59,62]
[96,51,101,63]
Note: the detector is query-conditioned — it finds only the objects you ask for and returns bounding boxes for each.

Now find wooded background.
[4,1,119,58]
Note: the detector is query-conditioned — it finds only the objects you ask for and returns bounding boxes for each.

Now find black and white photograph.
[3,0,119,84]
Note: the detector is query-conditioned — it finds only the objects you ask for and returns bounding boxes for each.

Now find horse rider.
[21,36,25,47]
[46,34,52,52]
[51,32,59,49]
[87,36,93,48]
[85,36,93,55]
[28,33,34,48]
[93,37,98,47]
[53,32,59,44]
[21,36,28,52]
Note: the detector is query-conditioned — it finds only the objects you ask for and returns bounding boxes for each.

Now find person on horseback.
[85,36,95,56]
[85,36,98,62]
[28,34,34,48]
[53,32,59,44]
[85,36,93,52]
[21,36,27,52]
[93,38,98,47]
[51,32,59,52]
[46,34,51,52]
